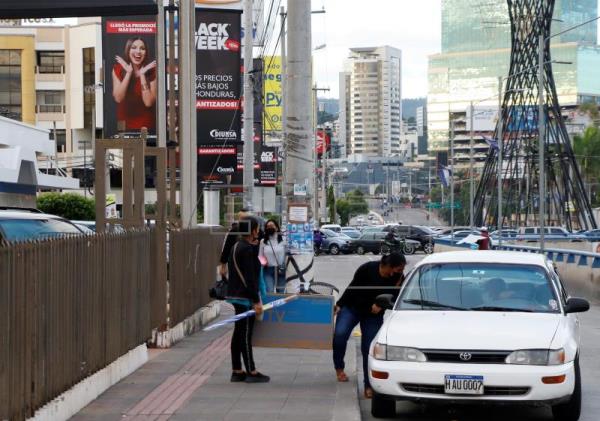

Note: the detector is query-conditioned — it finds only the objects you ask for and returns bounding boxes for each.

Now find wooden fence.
[0,231,153,421]
[168,226,224,327]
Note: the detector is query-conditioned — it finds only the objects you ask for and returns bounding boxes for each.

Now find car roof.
[418,251,548,267]
[0,210,66,221]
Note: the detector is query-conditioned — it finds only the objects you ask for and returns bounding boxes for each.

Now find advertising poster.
[197,145,237,185]
[264,56,282,133]
[286,220,314,255]
[195,8,242,145]
[466,106,499,132]
[102,16,158,138]
[259,145,279,186]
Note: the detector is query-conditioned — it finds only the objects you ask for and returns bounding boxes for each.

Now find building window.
[52,129,66,153]
[82,48,95,128]
[0,50,22,121]
[37,51,64,74]
[36,90,64,113]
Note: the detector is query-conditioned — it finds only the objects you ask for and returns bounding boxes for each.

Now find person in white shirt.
[259,219,286,293]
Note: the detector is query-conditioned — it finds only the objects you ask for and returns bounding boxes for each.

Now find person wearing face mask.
[226,216,269,383]
[259,219,286,293]
[332,252,407,398]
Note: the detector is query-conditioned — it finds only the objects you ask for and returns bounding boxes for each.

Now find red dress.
[113,63,156,131]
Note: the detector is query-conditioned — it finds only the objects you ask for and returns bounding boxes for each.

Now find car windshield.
[321,229,339,237]
[415,226,435,234]
[0,218,82,241]
[397,263,559,313]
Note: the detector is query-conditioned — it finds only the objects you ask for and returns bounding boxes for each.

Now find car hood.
[383,311,561,350]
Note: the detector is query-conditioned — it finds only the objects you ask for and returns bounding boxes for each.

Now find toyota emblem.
[459,352,472,361]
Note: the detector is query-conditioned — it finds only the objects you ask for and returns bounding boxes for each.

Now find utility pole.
[497,76,504,245]
[242,0,255,210]
[167,0,178,225]
[180,0,197,228]
[469,101,474,231]
[538,34,546,252]
[285,0,314,292]
[280,5,287,222]
[313,85,329,224]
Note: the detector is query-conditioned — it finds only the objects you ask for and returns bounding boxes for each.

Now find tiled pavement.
[72,304,360,421]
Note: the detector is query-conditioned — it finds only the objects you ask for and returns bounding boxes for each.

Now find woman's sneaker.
[245,372,270,383]
[230,372,247,382]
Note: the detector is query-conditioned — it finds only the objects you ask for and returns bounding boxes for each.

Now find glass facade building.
[428,0,600,154]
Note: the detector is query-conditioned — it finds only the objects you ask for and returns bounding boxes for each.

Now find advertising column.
[102,16,158,138]
[195,7,243,185]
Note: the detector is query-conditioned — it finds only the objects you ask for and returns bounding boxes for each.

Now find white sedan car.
[368,251,589,421]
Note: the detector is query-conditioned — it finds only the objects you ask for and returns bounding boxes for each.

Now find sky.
[309,0,600,100]
[311,0,442,100]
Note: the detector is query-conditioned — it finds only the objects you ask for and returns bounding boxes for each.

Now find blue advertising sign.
[506,106,538,132]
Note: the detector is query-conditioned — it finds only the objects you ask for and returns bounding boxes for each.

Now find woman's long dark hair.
[265,219,283,244]
[123,37,150,66]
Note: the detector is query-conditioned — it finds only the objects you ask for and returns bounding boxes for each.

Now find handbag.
[209,275,228,300]
[269,241,286,278]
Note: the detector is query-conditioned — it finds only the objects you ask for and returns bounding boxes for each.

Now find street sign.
[426,202,441,209]
[445,202,462,209]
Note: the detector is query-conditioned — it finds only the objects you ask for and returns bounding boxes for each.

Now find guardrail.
[435,238,600,300]
[0,231,153,421]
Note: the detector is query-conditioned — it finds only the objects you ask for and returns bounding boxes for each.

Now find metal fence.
[0,231,153,421]
[168,226,224,327]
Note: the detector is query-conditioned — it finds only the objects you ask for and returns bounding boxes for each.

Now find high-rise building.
[339,46,402,158]
[428,0,600,163]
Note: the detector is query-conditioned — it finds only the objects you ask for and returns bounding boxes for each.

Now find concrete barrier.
[434,239,600,301]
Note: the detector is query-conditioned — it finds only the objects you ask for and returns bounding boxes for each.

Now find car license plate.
[444,375,484,395]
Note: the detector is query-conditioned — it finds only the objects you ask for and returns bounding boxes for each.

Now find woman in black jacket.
[226,216,270,383]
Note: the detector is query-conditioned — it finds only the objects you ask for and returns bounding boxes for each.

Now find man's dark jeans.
[333,306,383,389]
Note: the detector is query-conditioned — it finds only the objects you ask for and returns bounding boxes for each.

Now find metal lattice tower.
[474,0,597,231]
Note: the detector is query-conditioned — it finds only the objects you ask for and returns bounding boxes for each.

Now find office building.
[0,19,103,180]
[339,46,402,158]
[427,0,600,164]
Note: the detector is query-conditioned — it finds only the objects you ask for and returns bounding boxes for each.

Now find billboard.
[507,106,538,132]
[0,1,158,18]
[264,56,282,132]
[195,0,242,10]
[102,16,158,138]
[197,145,237,185]
[195,9,242,146]
[466,106,499,132]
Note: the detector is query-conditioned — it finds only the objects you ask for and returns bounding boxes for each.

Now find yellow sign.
[264,56,282,132]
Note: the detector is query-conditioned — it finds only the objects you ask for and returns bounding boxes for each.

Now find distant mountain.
[318,98,339,117]
[402,98,426,120]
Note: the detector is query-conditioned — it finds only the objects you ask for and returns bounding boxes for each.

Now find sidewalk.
[71,303,361,421]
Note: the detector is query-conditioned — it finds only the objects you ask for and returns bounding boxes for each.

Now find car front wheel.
[424,242,434,254]
[552,357,581,421]
[371,393,395,418]
[329,244,340,255]
[356,246,366,255]
[403,243,416,255]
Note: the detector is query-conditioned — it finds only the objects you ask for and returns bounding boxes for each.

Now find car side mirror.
[565,297,590,314]
[375,294,395,310]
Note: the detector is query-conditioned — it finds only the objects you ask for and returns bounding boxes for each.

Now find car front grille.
[401,383,530,397]
[422,350,511,364]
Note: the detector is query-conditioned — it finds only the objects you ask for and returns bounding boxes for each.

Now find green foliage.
[327,185,336,223]
[578,102,600,124]
[336,189,369,226]
[374,185,384,195]
[573,126,600,206]
[37,192,95,220]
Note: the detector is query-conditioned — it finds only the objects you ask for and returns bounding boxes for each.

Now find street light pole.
[538,34,546,252]
[450,120,455,242]
[242,0,255,210]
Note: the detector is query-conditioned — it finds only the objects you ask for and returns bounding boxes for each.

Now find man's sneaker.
[230,372,247,382]
[245,372,270,383]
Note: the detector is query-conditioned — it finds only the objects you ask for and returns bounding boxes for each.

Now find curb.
[152,301,221,348]
[333,336,362,421]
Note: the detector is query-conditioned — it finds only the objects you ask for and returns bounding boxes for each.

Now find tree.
[577,102,600,126]
[37,192,95,220]
[573,126,600,206]
[327,185,336,223]
[336,189,369,226]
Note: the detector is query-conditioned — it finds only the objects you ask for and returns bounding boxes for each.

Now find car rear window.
[0,218,82,241]
[398,263,559,313]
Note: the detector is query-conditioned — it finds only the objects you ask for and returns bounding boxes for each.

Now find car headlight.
[371,343,427,362]
[505,349,566,366]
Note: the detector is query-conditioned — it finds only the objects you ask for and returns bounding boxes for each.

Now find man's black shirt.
[336,261,404,315]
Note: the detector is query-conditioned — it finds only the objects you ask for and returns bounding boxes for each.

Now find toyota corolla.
[368,251,589,421]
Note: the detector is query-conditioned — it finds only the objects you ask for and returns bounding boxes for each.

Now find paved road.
[315,254,600,421]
